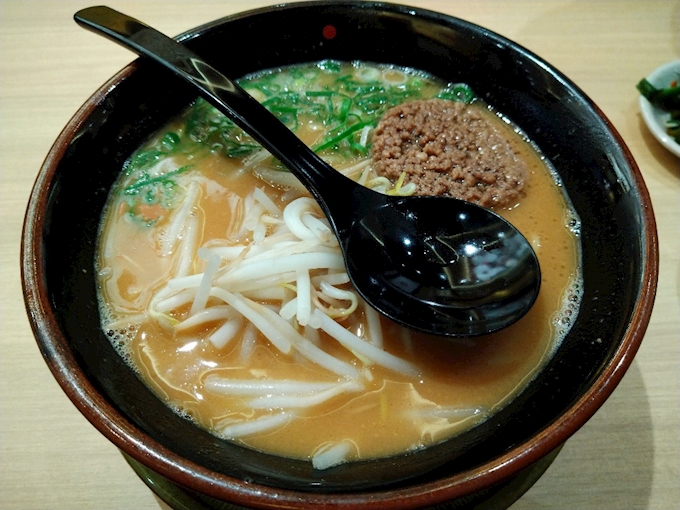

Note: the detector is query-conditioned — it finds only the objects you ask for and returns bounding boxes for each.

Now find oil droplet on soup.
[96,61,581,468]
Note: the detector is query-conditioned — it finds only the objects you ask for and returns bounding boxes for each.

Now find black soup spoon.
[74,6,541,337]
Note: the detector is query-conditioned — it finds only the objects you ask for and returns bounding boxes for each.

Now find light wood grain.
[1,1,678,509]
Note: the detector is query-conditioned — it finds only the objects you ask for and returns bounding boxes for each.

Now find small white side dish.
[638,60,680,157]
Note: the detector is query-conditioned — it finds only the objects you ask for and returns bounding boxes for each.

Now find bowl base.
[122,445,562,510]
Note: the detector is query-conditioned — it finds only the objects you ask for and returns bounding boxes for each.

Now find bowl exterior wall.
[23,2,657,507]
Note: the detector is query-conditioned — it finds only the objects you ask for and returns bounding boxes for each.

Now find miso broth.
[96,61,581,468]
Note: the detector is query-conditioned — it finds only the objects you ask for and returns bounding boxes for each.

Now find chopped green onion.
[438,84,475,103]
[317,60,342,73]
[314,120,374,153]
[124,164,192,194]
[305,90,336,98]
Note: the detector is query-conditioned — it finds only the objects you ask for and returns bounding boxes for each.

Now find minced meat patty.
[371,98,527,208]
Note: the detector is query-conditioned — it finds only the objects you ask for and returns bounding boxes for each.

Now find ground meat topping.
[371,98,528,208]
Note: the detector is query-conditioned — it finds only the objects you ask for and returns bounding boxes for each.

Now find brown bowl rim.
[22,6,659,510]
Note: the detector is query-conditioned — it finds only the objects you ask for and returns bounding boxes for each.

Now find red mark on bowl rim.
[322,24,337,40]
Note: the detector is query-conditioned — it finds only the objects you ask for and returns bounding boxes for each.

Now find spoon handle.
[74,6,360,225]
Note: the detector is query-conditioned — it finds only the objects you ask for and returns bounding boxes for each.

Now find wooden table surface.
[1,1,678,508]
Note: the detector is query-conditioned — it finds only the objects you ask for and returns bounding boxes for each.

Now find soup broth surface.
[97,61,581,468]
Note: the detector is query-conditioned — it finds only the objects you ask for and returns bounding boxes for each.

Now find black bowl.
[22,2,657,508]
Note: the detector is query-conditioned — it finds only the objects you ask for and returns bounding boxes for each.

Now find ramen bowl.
[22,2,657,508]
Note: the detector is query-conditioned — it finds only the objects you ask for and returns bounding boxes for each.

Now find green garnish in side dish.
[637,76,680,143]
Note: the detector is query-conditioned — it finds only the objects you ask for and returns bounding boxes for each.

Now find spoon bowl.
[343,192,540,335]
[74,5,540,337]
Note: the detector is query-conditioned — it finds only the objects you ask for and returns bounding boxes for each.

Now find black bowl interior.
[33,1,650,493]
